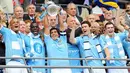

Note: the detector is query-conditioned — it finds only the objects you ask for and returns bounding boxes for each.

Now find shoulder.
[76,36,82,41]
[0,26,10,33]
[76,16,83,22]
[23,14,30,20]
[76,15,82,19]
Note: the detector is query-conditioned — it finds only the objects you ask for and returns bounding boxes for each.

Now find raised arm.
[42,15,50,35]
[114,7,125,32]
[58,14,65,31]
[69,25,76,44]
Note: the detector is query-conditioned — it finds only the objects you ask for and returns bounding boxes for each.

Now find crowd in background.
[0,0,130,73]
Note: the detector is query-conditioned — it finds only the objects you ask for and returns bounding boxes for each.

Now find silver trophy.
[39,1,60,21]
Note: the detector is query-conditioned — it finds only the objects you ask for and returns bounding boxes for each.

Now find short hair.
[125,2,130,9]
[81,21,91,27]
[30,22,38,28]
[67,2,76,9]
[9,18,19,28]
[14,5,23,12]
[50,27,60,37]
[26,4,36,11]
[104,21,114,28]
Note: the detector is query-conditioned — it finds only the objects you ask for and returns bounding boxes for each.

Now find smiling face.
[10,18,20,33]
[105,23,115,37]
[50,28,59,40]
[30,23,39,36]
[81,23,90,36]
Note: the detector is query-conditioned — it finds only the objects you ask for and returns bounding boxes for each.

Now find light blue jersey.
[93,36,106,64]
[100,30,128,66]
[44,32,70,66]
[68,43,82,73]
[75,35,104,66]
[24,33,45,73]
[122,39,130,58]
[0,27,25,64]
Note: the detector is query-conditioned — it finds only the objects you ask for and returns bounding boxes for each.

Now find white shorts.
[51,69,72,73]
[84,69,106,73]
[5,61,28,73]
[32,71,43,73]
[108,69,129,73]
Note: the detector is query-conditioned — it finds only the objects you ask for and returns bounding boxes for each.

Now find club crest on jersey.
[33,43,42,54]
